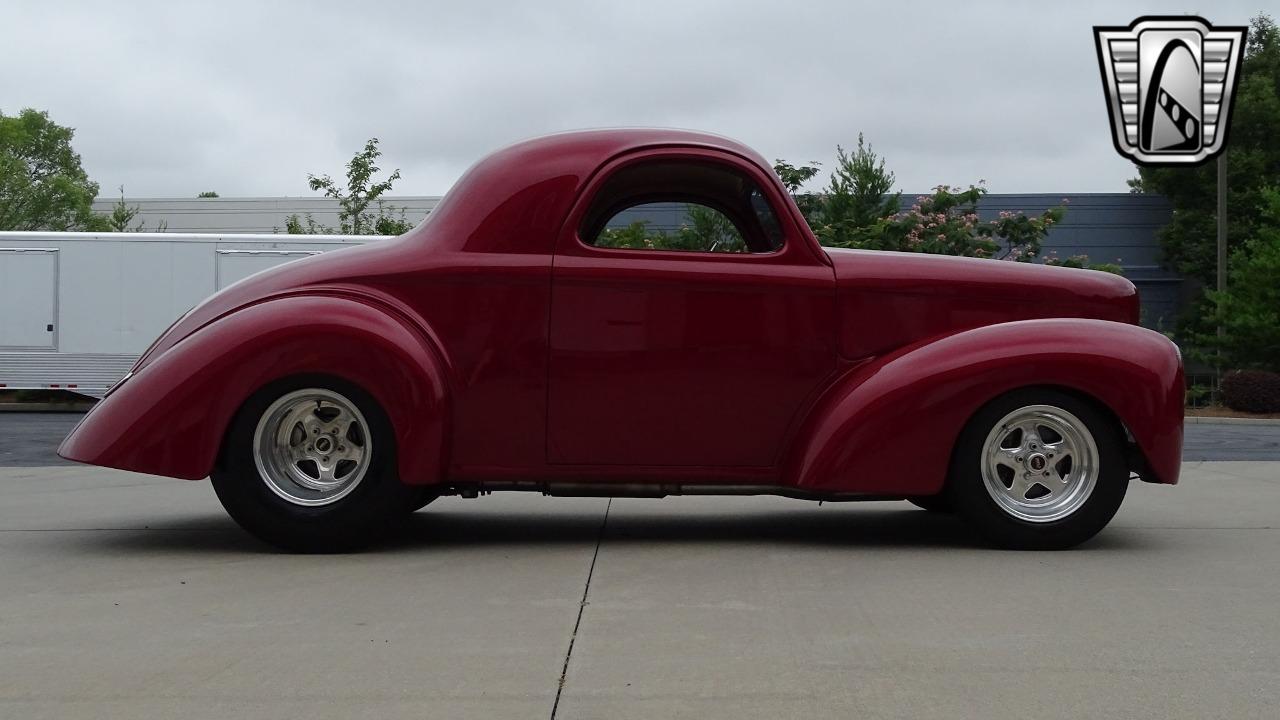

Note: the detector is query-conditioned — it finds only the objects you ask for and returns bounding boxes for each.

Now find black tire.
[407,488,438,513]
[949,388,1128,550]
[907,495,954,513]
[211,375,418,552]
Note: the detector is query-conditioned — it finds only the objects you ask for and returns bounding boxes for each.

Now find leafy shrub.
[595,204,748,253]
[1194,187,1280,372]
[1221,369,1280,413]
[775,141,1115,272]
[1043,253,1125,275]
[1185,382,1214,407]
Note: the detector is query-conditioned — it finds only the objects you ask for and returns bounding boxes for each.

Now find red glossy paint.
[785,319,1184,495]
[59,129,1184,494]
[547,148,836,467]
[60,295,449,483]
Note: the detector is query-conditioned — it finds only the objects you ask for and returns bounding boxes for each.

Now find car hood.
[826,248,1140,360]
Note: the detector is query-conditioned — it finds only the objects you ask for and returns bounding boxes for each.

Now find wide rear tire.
[908,495,954,513]
[950,388,1128,550]
[211,375,418,552]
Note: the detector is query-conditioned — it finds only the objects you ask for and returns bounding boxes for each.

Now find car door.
[547,150,837,469]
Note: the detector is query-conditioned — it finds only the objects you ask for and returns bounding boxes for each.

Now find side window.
[579,160,786,254]
[596,202,748,254]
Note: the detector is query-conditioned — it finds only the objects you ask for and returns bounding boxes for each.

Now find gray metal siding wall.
[95,193,1178,329]
[973,194,1177,331]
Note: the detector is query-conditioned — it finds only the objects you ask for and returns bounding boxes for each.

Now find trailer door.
[216,249,319,290]
[0,248,58,350]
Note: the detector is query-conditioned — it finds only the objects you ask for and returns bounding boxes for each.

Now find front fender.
[59,294,450,484]
[784,319,1183,495]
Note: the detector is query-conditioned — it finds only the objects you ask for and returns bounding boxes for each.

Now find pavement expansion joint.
[550,497,612,719]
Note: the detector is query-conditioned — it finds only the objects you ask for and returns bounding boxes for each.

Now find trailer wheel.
[212,376,416,552]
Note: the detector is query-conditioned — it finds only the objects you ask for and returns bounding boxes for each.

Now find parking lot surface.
[0,461,1277,719]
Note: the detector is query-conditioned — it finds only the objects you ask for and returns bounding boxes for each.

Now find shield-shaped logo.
[1094,16,1247,166]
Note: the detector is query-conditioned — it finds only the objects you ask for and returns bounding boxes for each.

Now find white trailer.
[0,231,387,397]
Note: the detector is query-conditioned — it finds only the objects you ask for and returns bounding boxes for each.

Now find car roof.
[492,128,767,164]
[415,128,783,255]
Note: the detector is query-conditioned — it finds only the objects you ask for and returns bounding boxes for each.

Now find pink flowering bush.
[778,143,1122,275]
[824,182,1068,264]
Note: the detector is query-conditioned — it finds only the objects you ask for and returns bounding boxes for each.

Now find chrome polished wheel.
[252,388,373,507]
[980,404,1099,523]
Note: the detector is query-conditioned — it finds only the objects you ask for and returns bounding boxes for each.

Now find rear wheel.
[212,377,418,552]
[950,389,1128,549]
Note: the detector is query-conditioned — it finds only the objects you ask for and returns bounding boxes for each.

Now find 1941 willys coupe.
[59,129,1184,551]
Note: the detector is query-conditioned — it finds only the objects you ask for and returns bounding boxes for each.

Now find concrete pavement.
[0,462,1277,718]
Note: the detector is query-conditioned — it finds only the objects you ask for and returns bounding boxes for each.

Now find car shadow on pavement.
[385,506,982,550]
[384,505,1147,552]
[75,505,1148,554]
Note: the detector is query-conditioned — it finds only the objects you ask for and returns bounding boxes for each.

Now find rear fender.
[58,295,449,484]
[784,319,1184,495]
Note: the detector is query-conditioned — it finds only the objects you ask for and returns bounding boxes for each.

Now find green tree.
[817,135,901,246]
[100,186,164,232]
[196,190,219,198]
[595,205,748,253]
[682,203,744,252]
[104,186,142,232]
[773,159,822,219]
[0,108,107,231]
[285,138,414,236]
[1129,14,1280,307]
[1194,186,1280,372]
[794,135,901,248]
[774,137,1100,271]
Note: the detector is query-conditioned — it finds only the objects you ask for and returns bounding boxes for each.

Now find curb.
[1185,415,1280,426]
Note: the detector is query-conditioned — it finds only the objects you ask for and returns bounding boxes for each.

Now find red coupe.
[59,129,1184,551]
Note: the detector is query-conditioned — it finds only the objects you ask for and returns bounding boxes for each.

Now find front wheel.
[212,377,418,552]
[949,389,1128,550]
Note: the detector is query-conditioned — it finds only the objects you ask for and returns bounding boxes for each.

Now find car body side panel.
[547,147,837,468]
[59,295,449,484]
[58,130,1185,501]
[358,255,554,472]
[785,319,1184,496]
[826,248,1141,360]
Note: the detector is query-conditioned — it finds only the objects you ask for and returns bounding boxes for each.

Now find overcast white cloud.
[1,0,1264,197]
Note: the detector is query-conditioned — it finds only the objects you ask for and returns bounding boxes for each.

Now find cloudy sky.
[3,1,1264,198]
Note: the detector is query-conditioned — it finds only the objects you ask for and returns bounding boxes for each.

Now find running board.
[438,482,899,502]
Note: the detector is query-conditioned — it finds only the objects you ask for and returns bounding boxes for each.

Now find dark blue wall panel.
[608,193,1178,331]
